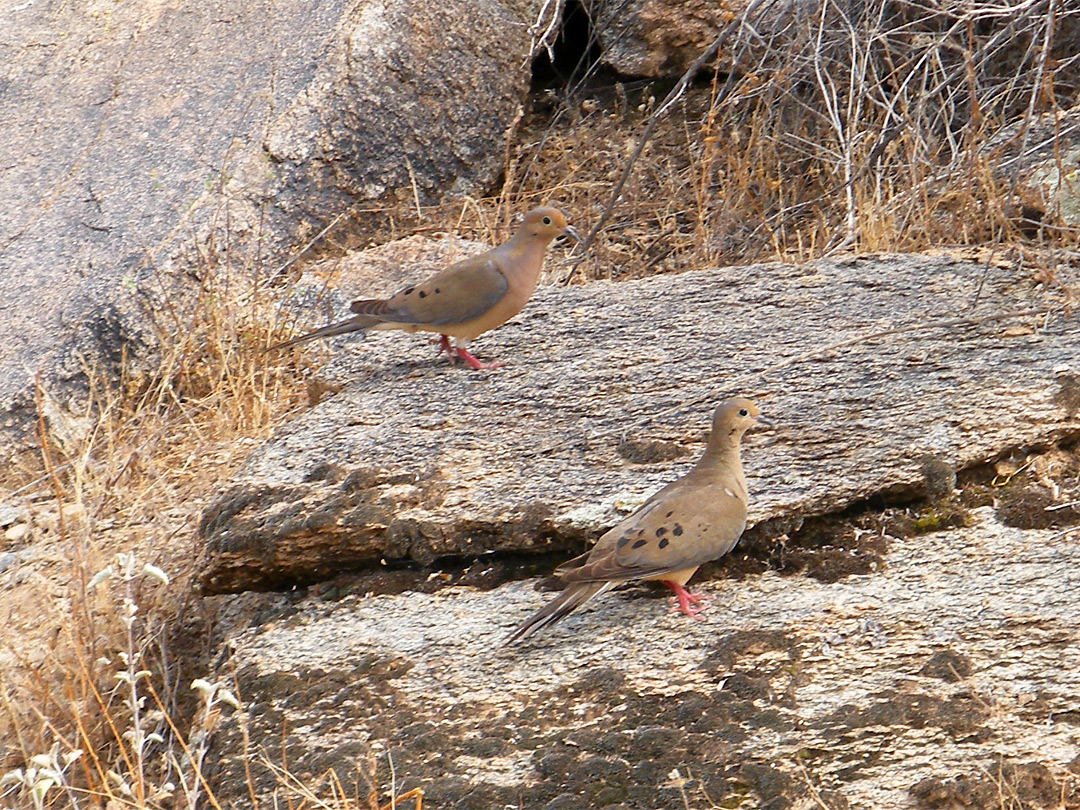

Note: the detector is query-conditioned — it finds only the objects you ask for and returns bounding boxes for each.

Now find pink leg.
[454,346,500,370]
[436,334,455,362]
[662,581,710,619]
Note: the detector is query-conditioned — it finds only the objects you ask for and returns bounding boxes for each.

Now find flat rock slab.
[199,254,1079,593]
[206,510,1080,808]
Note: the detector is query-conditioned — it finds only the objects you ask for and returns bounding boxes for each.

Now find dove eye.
[542,216,552,225]
[738,408,749,417]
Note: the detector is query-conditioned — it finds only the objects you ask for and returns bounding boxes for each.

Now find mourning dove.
[505,397,767,644]
[269,207,578,369]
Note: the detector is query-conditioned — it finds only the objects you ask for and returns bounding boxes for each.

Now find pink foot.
[455,347,500,370]
[663,581,710,620]
[436,335,454,361]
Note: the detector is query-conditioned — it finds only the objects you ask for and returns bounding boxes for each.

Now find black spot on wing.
[673,524,684,536]
[655,527,668,537]
[418,290,427,298]
[421,260,508,326]
[658,538,670,549]
[632,539,647,549]
[617,536,631,548]
[404,286,415,295]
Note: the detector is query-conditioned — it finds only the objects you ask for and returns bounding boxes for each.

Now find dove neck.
[502,233,549,279]
[696,433,746,479]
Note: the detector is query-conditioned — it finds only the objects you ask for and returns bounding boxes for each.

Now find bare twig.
[524,0,565,68]
[563,0,779,280]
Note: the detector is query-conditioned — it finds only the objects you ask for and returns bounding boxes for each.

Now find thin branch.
[563,0,779,279]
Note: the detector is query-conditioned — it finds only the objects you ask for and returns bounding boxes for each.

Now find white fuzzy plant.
[0,552,238,809]
[0,744,84,810]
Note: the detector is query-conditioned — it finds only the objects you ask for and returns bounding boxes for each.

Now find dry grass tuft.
[305,0,1080,294]
[269,2,1080,288]
[0,260,310,807]
[469,0,1080,284]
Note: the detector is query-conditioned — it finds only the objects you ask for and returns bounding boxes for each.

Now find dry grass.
[480,0,1080,283]
[278,0,1080,285]
[0,263,311,807]
[2,0,1080,807]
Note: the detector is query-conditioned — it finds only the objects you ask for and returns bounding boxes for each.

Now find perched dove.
[505,397,767,644]
[269,207,578,369]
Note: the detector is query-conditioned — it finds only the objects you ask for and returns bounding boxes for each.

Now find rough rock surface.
[583,0,816,78]
[0,0,540,456]
[205,508,1080,808]
[200,253,1079,593]
[586,0,738,78]
[989,104,1080,229]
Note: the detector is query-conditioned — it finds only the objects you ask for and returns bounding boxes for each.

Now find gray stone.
[0,503,28,529]
[204,509,1080,808]
[199,252,1079,593]
[988,104,1080,229]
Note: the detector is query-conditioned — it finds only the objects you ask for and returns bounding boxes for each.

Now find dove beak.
[561,225,582,244]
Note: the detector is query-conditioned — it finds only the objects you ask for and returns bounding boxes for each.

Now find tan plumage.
[268,207,578,369]
[505,397,767,644]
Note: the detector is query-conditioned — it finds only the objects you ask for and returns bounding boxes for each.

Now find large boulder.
[192,250,1080,807]
[587,0,741,77]
[198,252,1079,594]
[0,0,544,458]
[582,0,814,78]
[204,509,1080,808]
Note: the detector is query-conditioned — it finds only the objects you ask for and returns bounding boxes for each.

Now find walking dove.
[505,397,767,644]
[268,207,578,369]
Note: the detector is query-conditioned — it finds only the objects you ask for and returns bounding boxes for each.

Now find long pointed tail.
[265,314,380,352]
[503,581,614,645]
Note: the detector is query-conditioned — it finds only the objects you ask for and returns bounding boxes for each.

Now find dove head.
[517,207,579,244]
[709,397,766,447]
